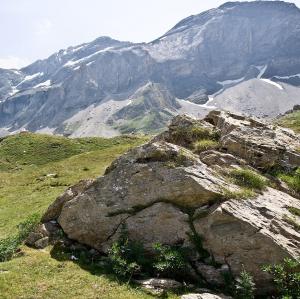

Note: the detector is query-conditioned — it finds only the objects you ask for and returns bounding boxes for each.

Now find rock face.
[40,111,300,294]
[1,1,300,136]
[205,110,300,170]
[181,294,231,299]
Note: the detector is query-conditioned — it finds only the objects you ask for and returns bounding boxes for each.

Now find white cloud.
[35,19,53,36]
[0,56,30,69]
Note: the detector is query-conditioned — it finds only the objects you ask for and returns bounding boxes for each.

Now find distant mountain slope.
[1,1,300,136]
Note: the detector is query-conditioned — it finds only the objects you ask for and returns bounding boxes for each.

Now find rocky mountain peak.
[0,1,300,137]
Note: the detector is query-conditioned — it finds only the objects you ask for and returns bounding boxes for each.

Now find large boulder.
[54,141,234,252]
[41,111,300,294]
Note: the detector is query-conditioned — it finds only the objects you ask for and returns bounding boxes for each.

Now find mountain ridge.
[1,0,300,137]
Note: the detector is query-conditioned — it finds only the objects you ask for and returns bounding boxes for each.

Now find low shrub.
[152,243,187,278]
[235,269,255,299]
[230,168,268,190]
[0,213,40,262]
[262,258,300,298]
[107,224,189,281]
[0,235,20,262]
[107,224,149,280]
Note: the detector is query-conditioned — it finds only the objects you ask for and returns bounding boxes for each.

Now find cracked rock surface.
[40,111,300,291]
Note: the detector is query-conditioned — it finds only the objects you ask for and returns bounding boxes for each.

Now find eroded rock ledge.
[30,110,300,294]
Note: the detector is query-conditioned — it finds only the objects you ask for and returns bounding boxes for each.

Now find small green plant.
[193,139,219,153]
[235,269,255,299]
[0,213,40,262]
[288,206,300,217]
[152,243,187,278]
[107,224,148,280]
[230,168,268,190]
[262,258,300,298]
[0,235,21,262]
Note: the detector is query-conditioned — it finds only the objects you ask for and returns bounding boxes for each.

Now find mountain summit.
[1,1,300,136]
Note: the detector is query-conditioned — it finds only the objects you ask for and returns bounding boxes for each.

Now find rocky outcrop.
[194,187,300,290]
[37,111,300,295]
[205,110,300,170]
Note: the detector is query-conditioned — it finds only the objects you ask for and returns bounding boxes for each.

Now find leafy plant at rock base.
[262,258,300,298]
[234,269,255,299]
[107,224,149,280]
[0,213,40,262]
[152,243,187,279]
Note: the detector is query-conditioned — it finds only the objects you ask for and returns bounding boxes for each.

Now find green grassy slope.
[0,133,148,238]
[277,111,300,133]
[0,133,179,299]
[1,246,175,299]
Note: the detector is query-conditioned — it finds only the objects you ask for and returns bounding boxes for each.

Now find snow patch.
[218,77,245,86]
[260,78,283,90]
[9,87,19,97]
[63,46,114,68]
[23,72,43,82]
[274,74,300,80]
[34,80,51,88]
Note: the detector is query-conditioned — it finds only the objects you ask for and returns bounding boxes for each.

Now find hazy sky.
[1,0,300,69]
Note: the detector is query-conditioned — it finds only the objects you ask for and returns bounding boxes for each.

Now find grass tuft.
[230,168,268,190]
[222,188,255,200]
[193,139,219,153]
[277,168,300,194]
[288,206,300,217]
[277,111,300,133]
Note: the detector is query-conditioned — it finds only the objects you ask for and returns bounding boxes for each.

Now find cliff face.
[1,1,300,136]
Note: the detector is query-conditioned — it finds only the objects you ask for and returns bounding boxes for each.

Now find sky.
[1,0,300,69]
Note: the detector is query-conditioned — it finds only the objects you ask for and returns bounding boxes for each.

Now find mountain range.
[1,0,300,137]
